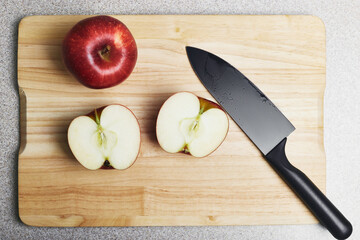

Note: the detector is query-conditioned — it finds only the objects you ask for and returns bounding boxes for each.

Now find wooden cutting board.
[18,15,326,227]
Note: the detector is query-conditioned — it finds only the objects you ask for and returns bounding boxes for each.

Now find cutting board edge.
[17,14,326,227]
[18,214,319,227]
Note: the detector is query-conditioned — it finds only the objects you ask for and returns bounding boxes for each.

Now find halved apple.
[68,105,141,170]
[156,92,229,157]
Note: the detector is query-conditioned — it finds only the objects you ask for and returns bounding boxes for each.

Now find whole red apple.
[62,16,137,89]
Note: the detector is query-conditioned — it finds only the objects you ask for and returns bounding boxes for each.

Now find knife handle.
[265,138,352,239]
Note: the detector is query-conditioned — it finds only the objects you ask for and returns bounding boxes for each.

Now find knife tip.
[185,46,203,57]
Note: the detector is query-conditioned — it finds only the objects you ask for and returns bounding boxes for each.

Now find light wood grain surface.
[18,15,326,227]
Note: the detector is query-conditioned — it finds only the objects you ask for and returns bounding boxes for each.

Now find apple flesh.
[68,105,141,170]
[62,15,137,89]
[156,92,229,157]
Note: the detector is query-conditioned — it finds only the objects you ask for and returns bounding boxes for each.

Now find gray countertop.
[1,1,359,239]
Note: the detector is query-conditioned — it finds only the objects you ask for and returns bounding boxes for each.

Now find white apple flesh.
[68,105,140,170]
[156,92,229,157]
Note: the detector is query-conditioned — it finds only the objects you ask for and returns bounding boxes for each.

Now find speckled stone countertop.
[1,1,359,239]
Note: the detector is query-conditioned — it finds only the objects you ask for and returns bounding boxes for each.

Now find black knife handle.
[265,138,352,239]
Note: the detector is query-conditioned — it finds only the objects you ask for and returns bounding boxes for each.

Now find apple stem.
[94,109,106,145]
[94,109,100,125]
[199,106,205,115]
[98,45,111,62]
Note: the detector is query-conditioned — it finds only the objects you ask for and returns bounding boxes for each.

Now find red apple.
[62,16,137,89]
[68,105,141,170]
[156,92,229,157]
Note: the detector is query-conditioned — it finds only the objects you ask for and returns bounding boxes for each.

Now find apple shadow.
[141,95,169,145]
[53,42,78,86]
[56,123,78,163]
[38,22,79,87]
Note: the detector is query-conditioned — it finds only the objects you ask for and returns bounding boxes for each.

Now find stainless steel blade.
[186,46,295,155]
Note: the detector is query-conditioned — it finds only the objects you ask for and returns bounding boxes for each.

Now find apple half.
[156,92,229,157]
[68,105,141,170]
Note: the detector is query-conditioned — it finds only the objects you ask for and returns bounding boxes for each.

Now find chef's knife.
[186,46,352,239]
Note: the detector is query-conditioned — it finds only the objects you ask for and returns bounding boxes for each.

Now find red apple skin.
[156,92,229,157]
[84,104,141,170]
[62,16,137,89]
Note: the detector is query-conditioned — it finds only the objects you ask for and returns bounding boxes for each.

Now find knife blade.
[186,46,295,155]
[186,46,352,239]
